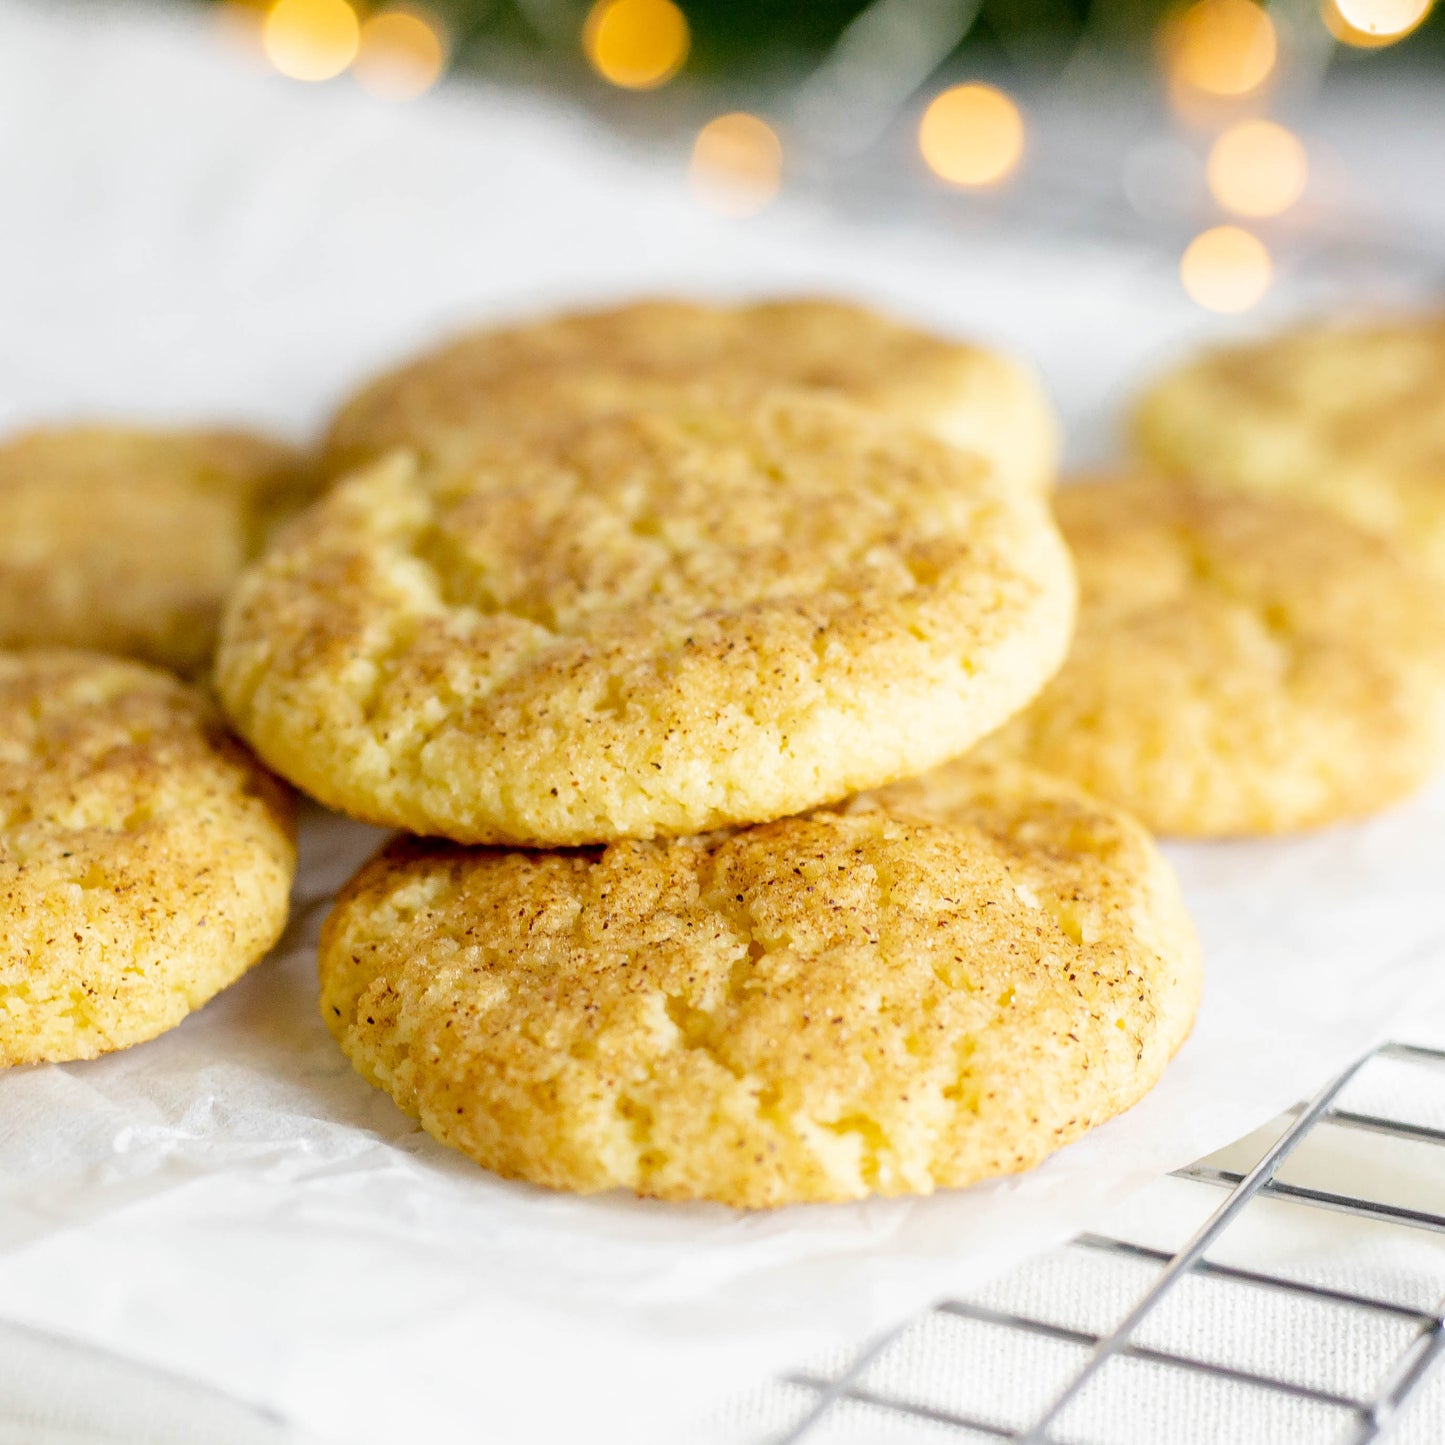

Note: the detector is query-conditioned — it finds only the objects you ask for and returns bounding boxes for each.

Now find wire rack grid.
[753,1041,1445,1445]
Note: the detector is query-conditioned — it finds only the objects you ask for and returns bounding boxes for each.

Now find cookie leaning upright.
[217,390,1076,845]
[0,651,296,1066]
[318,757,1200,1208]
[0,425,316,675]
[977,477,1445,836]
[1134,315,1445,580]
[322,297,1059,493]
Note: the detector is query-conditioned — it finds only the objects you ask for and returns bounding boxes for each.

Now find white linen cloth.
[1,5,1443,1443]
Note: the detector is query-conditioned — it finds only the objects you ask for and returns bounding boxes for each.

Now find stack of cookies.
[0,433,312,1068]
[5,299,1445,1212]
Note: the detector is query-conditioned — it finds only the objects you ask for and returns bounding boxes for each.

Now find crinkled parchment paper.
[3,791,1442,1445]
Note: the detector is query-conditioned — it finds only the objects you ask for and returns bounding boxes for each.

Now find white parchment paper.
[2,5,1444,1443]
[3,795,1445,1445]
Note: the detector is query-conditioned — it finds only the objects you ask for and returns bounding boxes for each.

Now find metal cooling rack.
[760,1041,1445,1444]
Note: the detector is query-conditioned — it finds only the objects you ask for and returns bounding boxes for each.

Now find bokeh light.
[918,84,1025,188]
[690,113,784,217]
[1207,120,1308,216]
[583,0,690,91]
[1323,0,1433,45]
[355,7,448,99]
[1181,225,1272,312]
[263,0,359,82]
[1167,0,1277,97]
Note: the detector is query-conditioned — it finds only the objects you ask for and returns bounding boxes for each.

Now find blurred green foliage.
[196,0,1445,80]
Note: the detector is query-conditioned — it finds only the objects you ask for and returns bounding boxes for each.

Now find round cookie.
[1134,315,1445,580]
[0,650,296,1066]
[0,425,316,674]
[217,390,1076,846]
[323,297,1059,492]
[978,477,1445,836]
[319,757,1201,1208]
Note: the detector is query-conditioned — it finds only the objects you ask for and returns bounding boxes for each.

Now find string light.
[1207,120,1308,217]
[355,7,448,99]
[1181,225,1272,312]
[583,0,689,91]
[1167,0,1277,97]
[1323,0,1433,45]
[690,113,784,217]
[262,0,359,82]
[918,84,1024,188]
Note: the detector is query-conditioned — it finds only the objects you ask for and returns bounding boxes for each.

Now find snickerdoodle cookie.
[0,650,295,1066]
[323,297,1058,492]
[218,391,1075,845]
[979,477,1445,835]
[0,425,315,674]
[1134,315,1445,579]
[318,757,1199,1207]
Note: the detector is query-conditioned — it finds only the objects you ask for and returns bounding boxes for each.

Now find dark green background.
[192,0,1445,86]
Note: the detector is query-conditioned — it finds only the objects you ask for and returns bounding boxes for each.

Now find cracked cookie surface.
[0,425,316,674]
[0,650,296,1066]
[1134,315,1445,581]
[318,757,1200,1207]
[323,296,1059,493]
[218,391,1075,845]
[977,477,1445,835]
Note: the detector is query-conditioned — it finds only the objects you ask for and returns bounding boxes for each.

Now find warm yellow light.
[263,0,359,82]
[690,113,784,217]
[583,0,689,91]
[918,84,1025,188]
[1323,0,1432,45]
[355,8,448,98]
[1206,120,1308,217]
[1168,0,1277,97]
[1181,225,1272,312]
